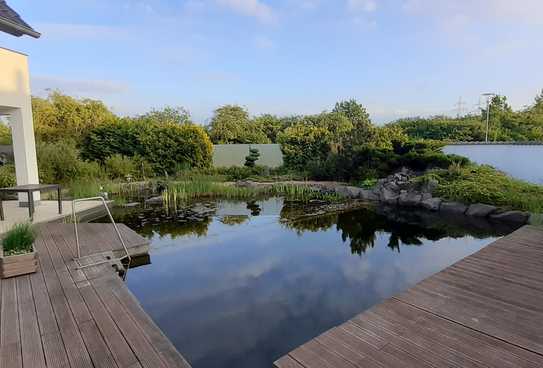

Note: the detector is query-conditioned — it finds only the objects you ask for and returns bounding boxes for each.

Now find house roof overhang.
[0,1,40,38]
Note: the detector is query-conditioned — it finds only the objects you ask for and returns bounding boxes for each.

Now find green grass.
[161,178,341,209]
[2,223,35,256]
[419,164,543,212]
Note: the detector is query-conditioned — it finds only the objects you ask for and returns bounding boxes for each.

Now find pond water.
[111,198,517,368]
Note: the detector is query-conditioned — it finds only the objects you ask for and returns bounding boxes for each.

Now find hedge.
[82,120,213,174]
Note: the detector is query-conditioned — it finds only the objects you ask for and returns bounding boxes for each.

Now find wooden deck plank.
[276,225,543,368]
[33,234,95,368]
[78,283,141,368]
[92,277,169,368]
[107,277,192,368]
[16,276,47,368]
[1,277,22,368]
[0,222,187,368]
[274,355,306,368]
[41,332,70,368]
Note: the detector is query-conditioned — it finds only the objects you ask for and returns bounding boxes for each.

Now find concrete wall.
[444,144,543,184]
[213,144,284,168]
[0,47,39,201]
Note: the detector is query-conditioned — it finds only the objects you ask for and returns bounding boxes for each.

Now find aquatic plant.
[161,179,341,208]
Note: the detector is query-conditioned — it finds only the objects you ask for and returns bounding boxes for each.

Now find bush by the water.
[307,140,469,182]
[82,120,213,175]
[422,164,543,212]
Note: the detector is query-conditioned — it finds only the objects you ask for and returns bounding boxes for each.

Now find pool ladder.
[72,197,132,276]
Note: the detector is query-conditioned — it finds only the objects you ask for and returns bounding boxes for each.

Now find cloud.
[216,0,276,23]
[403,0,543,25]
[347,0,377,13]
[31,75,130,96]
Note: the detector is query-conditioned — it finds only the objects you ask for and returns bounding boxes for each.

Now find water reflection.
[115,199,517,368]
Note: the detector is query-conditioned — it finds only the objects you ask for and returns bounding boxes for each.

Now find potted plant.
[0,223,37,278]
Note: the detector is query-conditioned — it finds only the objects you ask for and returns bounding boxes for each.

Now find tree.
[137,106,191,125]
[277,124,332,169]
[333,99,372,145]
[253,114,285,143]
[32,91,116,142]
[244,147,260,167]
[207,105,270,144]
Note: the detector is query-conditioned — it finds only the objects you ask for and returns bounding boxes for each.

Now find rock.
[421,198,442,211]
[421,192,432,201]
[236,180,258,188]
[398,192,422,207]
[380,188,399,205]
[334,185,364,198]
[466,203,498,217]
[191,204,215,216]
[120,202,140,208]
[145,196,163,204]
[440,202,468,215]
[489,210,530,224]
[384,181,400,193]
[360,189,379,201]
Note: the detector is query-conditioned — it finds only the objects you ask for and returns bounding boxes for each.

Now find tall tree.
[137,106,191,125]
[333,99,373,145]
[207,105,269,144]
[32,91,116,142]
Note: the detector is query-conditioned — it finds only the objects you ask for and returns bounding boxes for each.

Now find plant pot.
[0,243,37,278]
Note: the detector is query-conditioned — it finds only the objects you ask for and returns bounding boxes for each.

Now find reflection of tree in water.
[220,215,249,226]
[107,207,212,239]
[281,213,338,235]
[337,209,447,255]
[246,201,262,216]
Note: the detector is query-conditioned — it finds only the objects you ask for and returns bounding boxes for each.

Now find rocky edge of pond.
[236,169,535,226]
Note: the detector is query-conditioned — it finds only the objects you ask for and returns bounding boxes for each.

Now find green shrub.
[278,124,332,170]
[2,223,35,256]
[0,123,12,145]
[104,154,137,179]
[425,164,543,212]
[77,161,105,180]
[82,120,213,175]
[37,140,82,183]
[0,164,16,188]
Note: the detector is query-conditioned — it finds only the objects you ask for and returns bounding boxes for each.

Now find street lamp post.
[482,93,496,143]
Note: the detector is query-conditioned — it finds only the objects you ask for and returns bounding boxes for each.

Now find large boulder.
[360,189,379,201]
[380,187,399,205]
[466,203,498,217]
[489,210,530,224]
[440,202,468,215]
[421,197,442,211]
[334,185,364,198]
[398,192,422,207]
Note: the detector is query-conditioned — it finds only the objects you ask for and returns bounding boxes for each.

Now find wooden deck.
[275,225,543,368]
[0,222,192,368]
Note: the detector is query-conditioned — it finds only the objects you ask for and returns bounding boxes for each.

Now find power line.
[454,96,467,117]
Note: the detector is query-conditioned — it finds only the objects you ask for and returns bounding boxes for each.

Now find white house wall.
[0,46,40,202]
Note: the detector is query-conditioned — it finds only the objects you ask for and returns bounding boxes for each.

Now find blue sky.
[1,0,543,124]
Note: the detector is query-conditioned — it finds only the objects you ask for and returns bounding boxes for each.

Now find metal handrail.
[72,196,131,271]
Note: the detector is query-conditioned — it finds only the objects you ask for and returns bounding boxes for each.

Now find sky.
[1,0,543,124]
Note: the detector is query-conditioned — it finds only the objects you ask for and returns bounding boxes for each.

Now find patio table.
[0,184,62,221]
